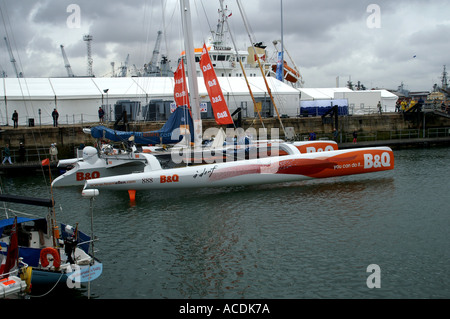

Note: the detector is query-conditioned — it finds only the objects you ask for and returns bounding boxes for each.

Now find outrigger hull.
[84,147,394,191]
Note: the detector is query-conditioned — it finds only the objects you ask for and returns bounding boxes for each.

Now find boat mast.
[180,0,202,147]
[218,0,265,128]
[280,0,284,81]
[236,0,286,137]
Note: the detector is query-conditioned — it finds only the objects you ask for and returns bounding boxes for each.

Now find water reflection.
[1,147,450,298]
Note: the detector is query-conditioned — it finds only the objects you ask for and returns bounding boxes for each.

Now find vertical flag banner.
[199,43,233,125]
[174,59,190,108]
[276,51,284,81]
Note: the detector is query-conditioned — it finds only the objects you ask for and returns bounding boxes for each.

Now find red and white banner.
[174,60,190,108]
[199,43,233,125]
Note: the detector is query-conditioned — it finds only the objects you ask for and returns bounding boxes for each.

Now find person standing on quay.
[401,100,407,112]
[50,143,58,162]
[2,144,12,164]
[19,142,26,163]
[98,106,105,123]
[352,130,358,144]
[52,108,59,127]
[12,110,18,128]
[333,128,339,142]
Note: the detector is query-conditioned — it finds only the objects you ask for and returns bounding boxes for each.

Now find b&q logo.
[160,174,180,183]
[76,171,100,181]
[364,152,391,169]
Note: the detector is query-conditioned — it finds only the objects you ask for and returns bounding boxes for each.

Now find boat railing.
[342,132,378,143]
[77,238,98,247]
[0,268,19,279]
[0,259,29,279]
[388,129,421,140]
[7,147,51,164]
[297,127,450,144]
[427,127,450,138]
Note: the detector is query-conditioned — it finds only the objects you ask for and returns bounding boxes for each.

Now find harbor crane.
[60,45,75,77]
[144,30,162,75]
[4,36,23,77]
[141,31,172,77]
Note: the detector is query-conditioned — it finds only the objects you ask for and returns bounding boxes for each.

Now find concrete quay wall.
[1,113,449,158]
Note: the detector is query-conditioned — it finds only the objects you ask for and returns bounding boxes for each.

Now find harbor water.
[2,146,450,299]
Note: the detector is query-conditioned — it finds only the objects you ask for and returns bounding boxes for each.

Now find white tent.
[334,89,398,114]
[299,87,353,100]
[0,76,300,126]
[366,89,398,112]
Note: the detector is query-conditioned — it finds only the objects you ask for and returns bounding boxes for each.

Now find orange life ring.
[40,247,61,268]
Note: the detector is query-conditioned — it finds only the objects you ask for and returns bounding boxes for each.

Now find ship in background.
[109,5,303,88]
[175,5,304,88]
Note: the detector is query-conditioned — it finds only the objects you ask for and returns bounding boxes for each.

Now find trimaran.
[51,1,337,189]
[81,0,394,201]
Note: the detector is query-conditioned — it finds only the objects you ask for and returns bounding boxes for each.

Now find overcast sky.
[0,0,449,92]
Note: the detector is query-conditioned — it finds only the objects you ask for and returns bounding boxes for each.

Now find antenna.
[83,34,93,77]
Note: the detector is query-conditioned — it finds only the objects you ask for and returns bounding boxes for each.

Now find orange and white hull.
[84,146,394,192]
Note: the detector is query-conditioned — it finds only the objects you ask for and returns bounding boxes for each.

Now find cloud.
[0,0,449,91]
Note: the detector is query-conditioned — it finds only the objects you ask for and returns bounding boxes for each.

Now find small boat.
[271,60,301,84]
[0,194,102,289]
[1,220,32,299]
[0,260,32,299]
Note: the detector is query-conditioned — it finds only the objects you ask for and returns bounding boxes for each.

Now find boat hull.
[30,260,103,286]
[84,147,394,191]
[53,141,339,187]
[52,155,149,187]
[1,218,102,289]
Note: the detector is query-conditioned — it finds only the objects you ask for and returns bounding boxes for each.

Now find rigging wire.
[194,0,239,130]
[235,0,286,136]
[0,1,52,192]
[218,0,264,129]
